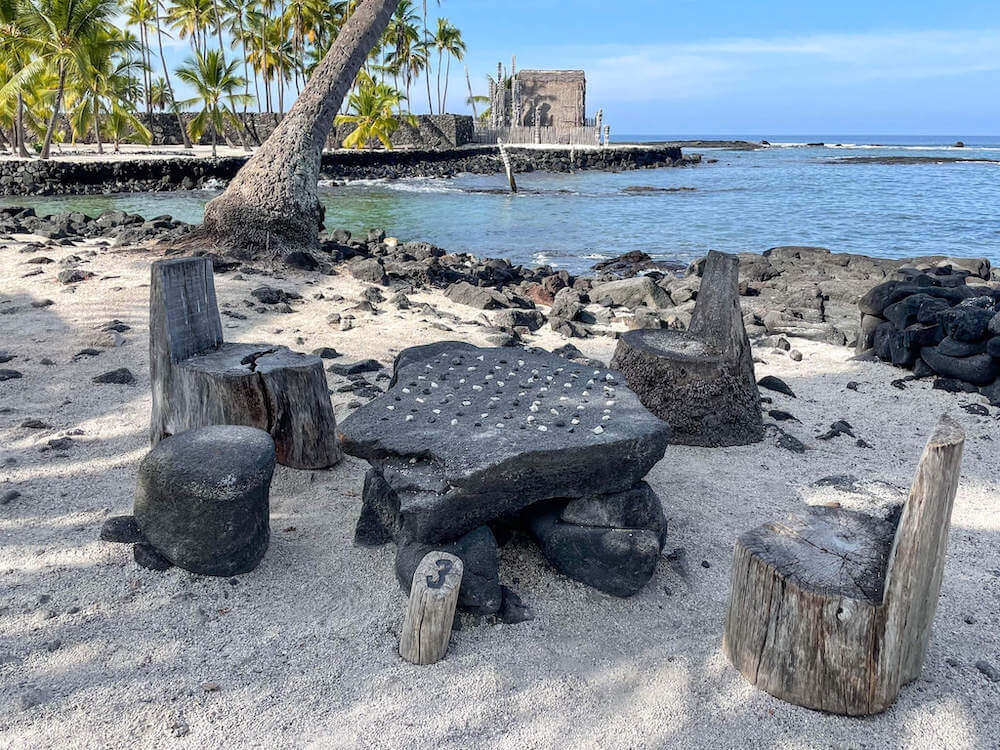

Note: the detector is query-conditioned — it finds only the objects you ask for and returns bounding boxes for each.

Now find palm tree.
[202,0,399,259]
[0,0,33,156]
[384,0,419,112]
[9,0,119,159]
[283,0,323,94]
[167,0,212,57]
[125,0,156,120]
[152,0,192,147]
[104,102,152,151]
[149,76,172,110]
[335,70,414,149]
[221,0,257,111]
[175,49,251,157]
[67,29,145,153]
[420,0,439,114]
[434,18,463,113]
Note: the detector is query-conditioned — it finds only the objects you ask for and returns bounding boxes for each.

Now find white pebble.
[405,415,414,422]
[592,426,604,434]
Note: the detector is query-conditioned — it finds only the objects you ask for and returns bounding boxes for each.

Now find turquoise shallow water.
[4,137,999,274]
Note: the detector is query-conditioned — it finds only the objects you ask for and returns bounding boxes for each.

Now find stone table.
[339,342,673,600]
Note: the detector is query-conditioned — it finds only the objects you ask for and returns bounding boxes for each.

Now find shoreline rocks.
[2,205,995,365]
[0,146,690,197]
[857,267,1000,402]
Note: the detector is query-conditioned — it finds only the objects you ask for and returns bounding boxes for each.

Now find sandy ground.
[1,236,998,749]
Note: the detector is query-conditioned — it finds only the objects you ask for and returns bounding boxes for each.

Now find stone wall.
[0,145,688,196]
[515,70,586,128]
[55,113,475,150]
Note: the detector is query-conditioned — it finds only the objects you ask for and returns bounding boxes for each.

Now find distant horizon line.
[611,133,1000,138]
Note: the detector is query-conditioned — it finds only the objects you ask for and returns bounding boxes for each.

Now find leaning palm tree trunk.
[40,63,68,160]
[202,0,398,261]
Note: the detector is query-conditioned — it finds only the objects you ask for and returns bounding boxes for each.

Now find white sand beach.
[1,237,998,749]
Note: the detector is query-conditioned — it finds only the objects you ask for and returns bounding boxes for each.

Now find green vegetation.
[0,0,467,158]
[335,69,415,149]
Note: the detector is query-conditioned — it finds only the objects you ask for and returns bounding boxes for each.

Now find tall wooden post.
[511,56,520,126]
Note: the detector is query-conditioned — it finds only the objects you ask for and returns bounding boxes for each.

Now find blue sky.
[158,0,1000,136]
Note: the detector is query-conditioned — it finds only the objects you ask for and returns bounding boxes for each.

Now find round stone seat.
[134,425,275,576]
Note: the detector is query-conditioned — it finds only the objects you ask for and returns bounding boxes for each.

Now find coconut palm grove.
[0,0,464,157]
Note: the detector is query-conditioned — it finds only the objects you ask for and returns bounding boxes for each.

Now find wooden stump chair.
[149,257,341,469]
[610,250,763,447]
[723,415,965,715]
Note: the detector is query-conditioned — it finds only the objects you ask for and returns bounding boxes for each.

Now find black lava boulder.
[527,501,663,597]
[133,425,275,576]
[922,348,998,385]
[394,525,502,615]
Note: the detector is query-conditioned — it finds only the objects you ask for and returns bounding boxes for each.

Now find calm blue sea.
[4,135,999,274]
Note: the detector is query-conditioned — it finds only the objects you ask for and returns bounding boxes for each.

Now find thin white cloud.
[580,28,1000,102]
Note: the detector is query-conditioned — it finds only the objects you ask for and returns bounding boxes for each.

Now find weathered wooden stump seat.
[150,257,340,469]
[723,415,965,715]
[610,250,763,447]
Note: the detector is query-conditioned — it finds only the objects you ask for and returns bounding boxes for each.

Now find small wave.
[198,178,226,191]
[622,186,697,195]
[463,187,581,196]
[770,141,1000,151]
[382,180,463,194]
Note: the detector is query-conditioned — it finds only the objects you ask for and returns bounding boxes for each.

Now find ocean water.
[4,136,999,275]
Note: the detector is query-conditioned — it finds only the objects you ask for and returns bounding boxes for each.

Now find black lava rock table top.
[339,343,672,543]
